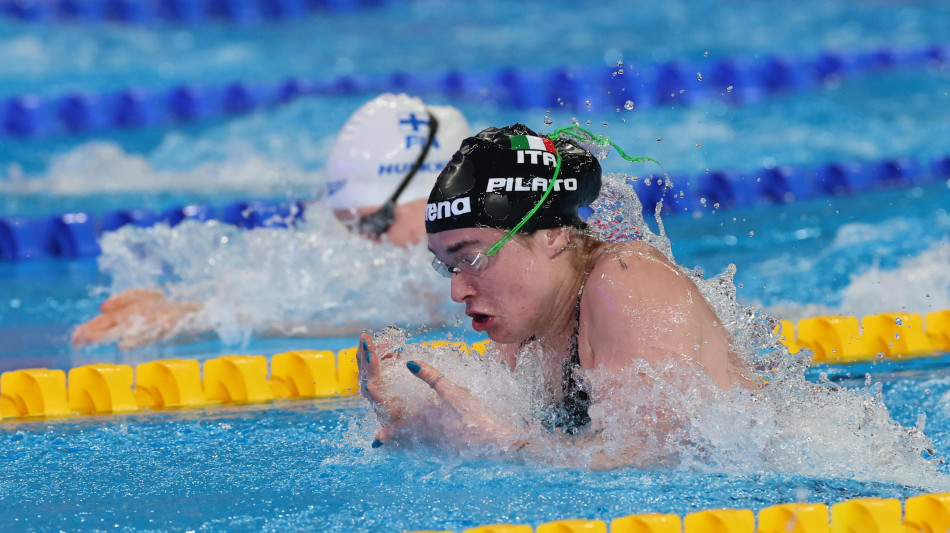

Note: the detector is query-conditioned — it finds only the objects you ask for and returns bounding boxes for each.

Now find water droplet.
[656,137,662,142]
[695,144,702,149]
[696,72,703,81]
[585,120,592,125]
[726,85,734,92]
[679,89,685,94]
[585,100,591,107]
[602,121,609,126]
[617,60,623,67]
[748,231,755,237]
[617,68,624,74]
[703,51,709,57]
[544,118,553,125]
[624,100,635,110]
[894,317,903,326]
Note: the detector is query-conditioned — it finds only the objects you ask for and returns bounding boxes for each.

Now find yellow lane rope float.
[405,493,950,532]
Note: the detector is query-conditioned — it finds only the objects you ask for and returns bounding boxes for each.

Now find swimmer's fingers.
[356,333,380,381]
[406,360,466,401]
[371,427,392,449]
[99,288,164,313]
[71,314,118,348]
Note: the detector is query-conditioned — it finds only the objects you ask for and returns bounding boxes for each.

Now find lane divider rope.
[4,305,949,422]
[777,310,950,363]
[406,494,950,532]
[0,339,482,420]
[0,0,398,26]
[0,43,945,139]
[3,150,949,262]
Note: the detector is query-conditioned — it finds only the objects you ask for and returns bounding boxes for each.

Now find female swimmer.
[358,124,754,450]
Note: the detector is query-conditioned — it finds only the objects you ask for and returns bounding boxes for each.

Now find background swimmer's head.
[328,93,471,245]
[424,123,602,236]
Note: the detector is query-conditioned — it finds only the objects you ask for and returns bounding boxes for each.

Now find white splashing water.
[97,213,459,345]
[359,172,948,490]
[836,240,950,318]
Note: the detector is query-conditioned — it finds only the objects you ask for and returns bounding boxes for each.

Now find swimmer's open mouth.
[467,311,493,331]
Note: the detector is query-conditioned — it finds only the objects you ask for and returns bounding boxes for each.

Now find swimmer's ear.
[544,228,571,257]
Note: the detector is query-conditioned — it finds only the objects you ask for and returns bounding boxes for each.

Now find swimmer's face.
[333,199,426,247]
[428,227,557,344]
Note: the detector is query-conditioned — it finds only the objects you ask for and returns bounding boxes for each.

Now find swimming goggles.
[357,111,440,237]
[431,250,492,278]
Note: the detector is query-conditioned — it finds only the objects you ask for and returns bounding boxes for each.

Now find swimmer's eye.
[430,252,491,278]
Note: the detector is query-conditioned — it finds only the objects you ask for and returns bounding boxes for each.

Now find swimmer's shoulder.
[587,240,675,279]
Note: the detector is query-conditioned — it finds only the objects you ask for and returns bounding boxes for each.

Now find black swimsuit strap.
[557,263,593,434]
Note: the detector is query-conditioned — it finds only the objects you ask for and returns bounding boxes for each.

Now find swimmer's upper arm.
[582,245,705,371]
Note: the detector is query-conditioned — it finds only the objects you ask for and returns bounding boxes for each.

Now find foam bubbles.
[837,240,950,317]
[97,214,459,346]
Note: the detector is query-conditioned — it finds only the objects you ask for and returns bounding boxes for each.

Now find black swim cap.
[424,123,602,235]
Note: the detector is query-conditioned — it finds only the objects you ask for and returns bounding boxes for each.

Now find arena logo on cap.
[510,135,557,167]
[485,177,577,193]
[426,197,472,221]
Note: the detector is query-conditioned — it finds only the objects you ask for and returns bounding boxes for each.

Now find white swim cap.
[326,93,471,210]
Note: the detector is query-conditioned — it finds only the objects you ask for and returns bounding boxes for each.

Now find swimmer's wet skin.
[360,124,753,457]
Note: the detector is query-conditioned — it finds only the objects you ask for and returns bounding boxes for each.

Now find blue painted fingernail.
[371,439,383,448]
[406,361,421,373]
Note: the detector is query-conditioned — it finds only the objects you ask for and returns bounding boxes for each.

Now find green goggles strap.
[486,126,659,258]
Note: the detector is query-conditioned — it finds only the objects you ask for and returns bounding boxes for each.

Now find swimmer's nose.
[449,273,475,303]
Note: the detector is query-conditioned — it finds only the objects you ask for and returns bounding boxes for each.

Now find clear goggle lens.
[431,252,490,278]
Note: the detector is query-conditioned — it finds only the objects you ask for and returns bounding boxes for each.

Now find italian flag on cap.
[510,134,556,153]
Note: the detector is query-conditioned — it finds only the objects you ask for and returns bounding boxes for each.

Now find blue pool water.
[2,0,950,531]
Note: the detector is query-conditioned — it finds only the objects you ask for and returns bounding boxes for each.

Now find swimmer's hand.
[72,288,203,350]
[357,333,522,452]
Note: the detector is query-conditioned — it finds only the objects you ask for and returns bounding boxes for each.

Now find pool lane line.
[0,42,946,139]
[0,340,480,421]
[408,495,950,533]
[777,310,950,364]
[0,0,398,26]
[2,152,949,262]
[1,315,948,422]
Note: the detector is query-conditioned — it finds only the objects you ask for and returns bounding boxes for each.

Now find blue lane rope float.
[2,150,948,262]
[0,0,399,26]
[0,199,304,261]
[0,42,946,139]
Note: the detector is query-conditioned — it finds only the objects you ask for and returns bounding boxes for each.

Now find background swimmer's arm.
[72,288,205,350]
